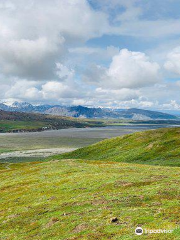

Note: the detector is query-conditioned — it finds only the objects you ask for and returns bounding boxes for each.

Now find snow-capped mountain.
[0,101,178,120]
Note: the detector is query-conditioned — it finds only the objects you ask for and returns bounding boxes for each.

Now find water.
[0,124,177,161]
[0,124,175,139]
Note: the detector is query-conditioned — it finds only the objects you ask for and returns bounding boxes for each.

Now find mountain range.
[0,101,178,120]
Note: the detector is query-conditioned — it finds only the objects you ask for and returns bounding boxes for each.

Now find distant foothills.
[0,101,178,120]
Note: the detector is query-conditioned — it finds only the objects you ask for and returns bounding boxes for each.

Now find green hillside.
[0,160,180,240]
[55,127,180,167]
[0,110,104,133]
[0,128,180,239]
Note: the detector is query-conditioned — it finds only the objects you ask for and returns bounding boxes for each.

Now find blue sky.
[0,0,180,112]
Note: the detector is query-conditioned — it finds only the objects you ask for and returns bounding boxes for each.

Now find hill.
[0,101,177,120]
[0,127,180,239]
[56,127,180,167]
[0,153,179,239]
[0,110,104,133]
[113,108,178,120]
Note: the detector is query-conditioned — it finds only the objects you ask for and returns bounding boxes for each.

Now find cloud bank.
[0,0,180,111]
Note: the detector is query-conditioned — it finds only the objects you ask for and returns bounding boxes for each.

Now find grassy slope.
[0,160,179,240]
[0,120,47,132]
[0,110,104,133]
[55,127,180,167]
[0,128,180,239]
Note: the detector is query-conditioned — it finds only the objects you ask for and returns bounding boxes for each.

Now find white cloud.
[69,46,119,56]
[2,76,180,111]
[72,99,86,106]
[95,87,139,101]
[107,49,160,88]
[42,81,78,100]
[4,78,79,102]
[0,37,65,80]
[0,0,180,110]
[162,100,180,110]
[83,49,160,89]
[83,64,106,84]
[112,19,180,38]
[96,99,155,109]
[164,47,180,75]
[92,0,180,38]
[5,80,43,100]
[56,63,74,80]
[0,0,110,80]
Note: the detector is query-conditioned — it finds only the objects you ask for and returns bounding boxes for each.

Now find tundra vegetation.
[0,128,180,239]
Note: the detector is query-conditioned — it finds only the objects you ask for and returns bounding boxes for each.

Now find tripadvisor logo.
[135,227,174,235]
[135,227,143,235]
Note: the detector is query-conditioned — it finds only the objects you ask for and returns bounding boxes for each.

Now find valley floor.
[0,148,77,160]
[0,159,179,240]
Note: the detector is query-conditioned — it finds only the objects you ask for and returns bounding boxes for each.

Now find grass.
[0,127,180,239]
[56,127,180,167]
[0,156,45,163]
[0,118,105,133]
[0,160,179,239]
[0,120,46,133]
[0,120,48,132]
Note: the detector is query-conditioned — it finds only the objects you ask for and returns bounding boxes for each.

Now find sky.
[0,0,180,111]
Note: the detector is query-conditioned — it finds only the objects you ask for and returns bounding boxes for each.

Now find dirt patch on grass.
[115,180,154,188]
[146,143,154,150]
[73,223,88,233]
[45,217,59,228]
